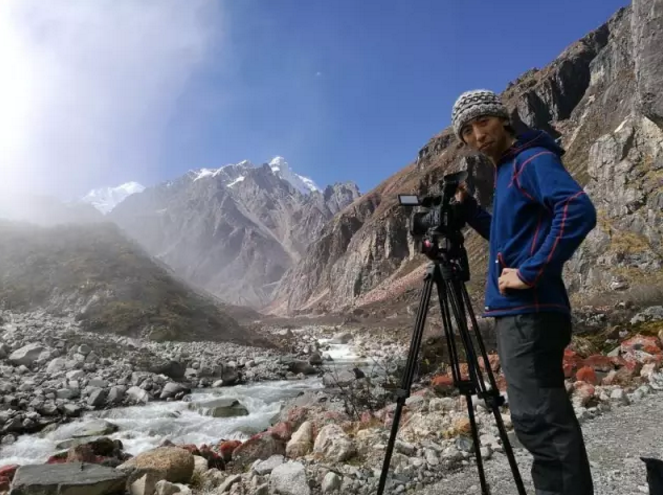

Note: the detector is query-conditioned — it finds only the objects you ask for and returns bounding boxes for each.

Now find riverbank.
[0,310,390,455]
[1,306,662,494]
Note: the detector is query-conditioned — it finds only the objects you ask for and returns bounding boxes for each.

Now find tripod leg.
[458,284,528,495]
[442,278,493,493]
[461,285,526,495]
[436,269,491,495]
[459,284,499,393]
[377,270,435,495]
[465,392,490,495]
[434,272,462,385]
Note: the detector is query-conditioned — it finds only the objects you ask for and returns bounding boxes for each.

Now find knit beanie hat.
[451,89,510,141]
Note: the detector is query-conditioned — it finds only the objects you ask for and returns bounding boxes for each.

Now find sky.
[0,0,629,200]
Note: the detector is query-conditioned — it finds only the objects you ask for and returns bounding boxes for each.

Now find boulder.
[126,386,150,404]
[231,432,286,469]
[159,383,190,400]
[187,398,249,418]
[286,421,313,459]
[313,424,355,463]
[10,462,127,495]
[8,344,47,367]
[118,447,194,484]
[71,420,119,438]
[148,361,186,381]
[269,461,310,495]
[287,360,317,376]
[621,335,662,355]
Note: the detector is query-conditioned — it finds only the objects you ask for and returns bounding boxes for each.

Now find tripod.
[376,235,527,495]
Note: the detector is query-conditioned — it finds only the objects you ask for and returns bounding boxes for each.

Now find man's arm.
[460,195,492,241]
[514,151,597,287]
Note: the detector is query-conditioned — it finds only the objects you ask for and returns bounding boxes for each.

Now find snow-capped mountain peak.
[82,181,145,214]
[192,160,255,182]
[191,157,319,195]
[268,156,320,195]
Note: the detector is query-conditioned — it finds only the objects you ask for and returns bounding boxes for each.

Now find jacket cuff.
[516,269,536,288]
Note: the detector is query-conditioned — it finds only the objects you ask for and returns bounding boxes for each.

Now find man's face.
[460,115,511,160]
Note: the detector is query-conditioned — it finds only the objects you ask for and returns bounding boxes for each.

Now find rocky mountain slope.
[109,159,360,308]
[0,220,267,345]
[271,0,663,316]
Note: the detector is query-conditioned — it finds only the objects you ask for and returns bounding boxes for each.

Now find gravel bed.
[421,392,663,495]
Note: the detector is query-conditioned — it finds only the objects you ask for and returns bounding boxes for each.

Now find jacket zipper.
[486,252,507,312]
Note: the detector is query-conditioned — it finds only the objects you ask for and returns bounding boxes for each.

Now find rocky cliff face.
[272,1,663,316]
[110,162,360,308]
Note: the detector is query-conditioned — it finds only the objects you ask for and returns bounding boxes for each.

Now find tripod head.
[398,170,470,280]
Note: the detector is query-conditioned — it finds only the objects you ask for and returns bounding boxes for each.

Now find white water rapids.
[0,340,365,467]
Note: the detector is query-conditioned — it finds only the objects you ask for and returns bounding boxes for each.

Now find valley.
[1,0,663,494]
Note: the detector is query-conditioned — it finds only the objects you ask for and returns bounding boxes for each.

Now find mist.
[0,0,223,201]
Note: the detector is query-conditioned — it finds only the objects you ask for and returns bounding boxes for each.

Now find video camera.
[398,171,470,276]
[399,170,468,236]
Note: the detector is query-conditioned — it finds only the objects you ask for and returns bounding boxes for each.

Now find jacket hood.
[499,129,565,165]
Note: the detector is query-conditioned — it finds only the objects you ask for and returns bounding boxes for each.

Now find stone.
[8,344,47,367]
[286,421,313,458]
[46,358,67,375]
[154,479,182,495]
[576,366,599,385]
[193,456,208,476]
[641,363,658,381]
[72,420,119,438]
[572,382,596,408]
[581,355,614,373]
[630,306,663,325]
[108,386,125,404]
[287,360,317,375]
[610,387,630,405]
[269,461,311,495]
[253,483,269,495]
[231,432,286,469]
[187,398,249,418]
[218,440,242,463]
[10,462,127,495]
[313,424,356,463]
[268,421,293,442]
[252,454,284,475]
[429,397,457,412]
[159,382,189,400]
[118,447,194,484]
[431,374,454,392]
[322,472,342,493]
[88,388,108,407]
[218,473,242,492]
[126,386,150,404]
[129,471,162,495]
[308,353,323,365]
[621,335,662,355]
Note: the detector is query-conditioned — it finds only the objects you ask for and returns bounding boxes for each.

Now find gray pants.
[495,313,594,495]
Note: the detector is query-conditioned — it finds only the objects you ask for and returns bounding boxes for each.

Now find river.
[0,338,365,466]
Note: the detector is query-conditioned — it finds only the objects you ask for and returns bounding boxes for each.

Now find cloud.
[0,0,224,199]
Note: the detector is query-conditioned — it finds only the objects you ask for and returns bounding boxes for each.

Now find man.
[450,89,596,495]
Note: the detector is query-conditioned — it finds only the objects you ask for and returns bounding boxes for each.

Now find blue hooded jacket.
[463,130,597,318]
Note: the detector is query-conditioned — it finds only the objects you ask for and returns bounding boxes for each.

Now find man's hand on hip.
[499,268,529,294]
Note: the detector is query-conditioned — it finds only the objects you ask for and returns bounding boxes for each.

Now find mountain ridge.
[0,220,269,345]
[109,159,360,307]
